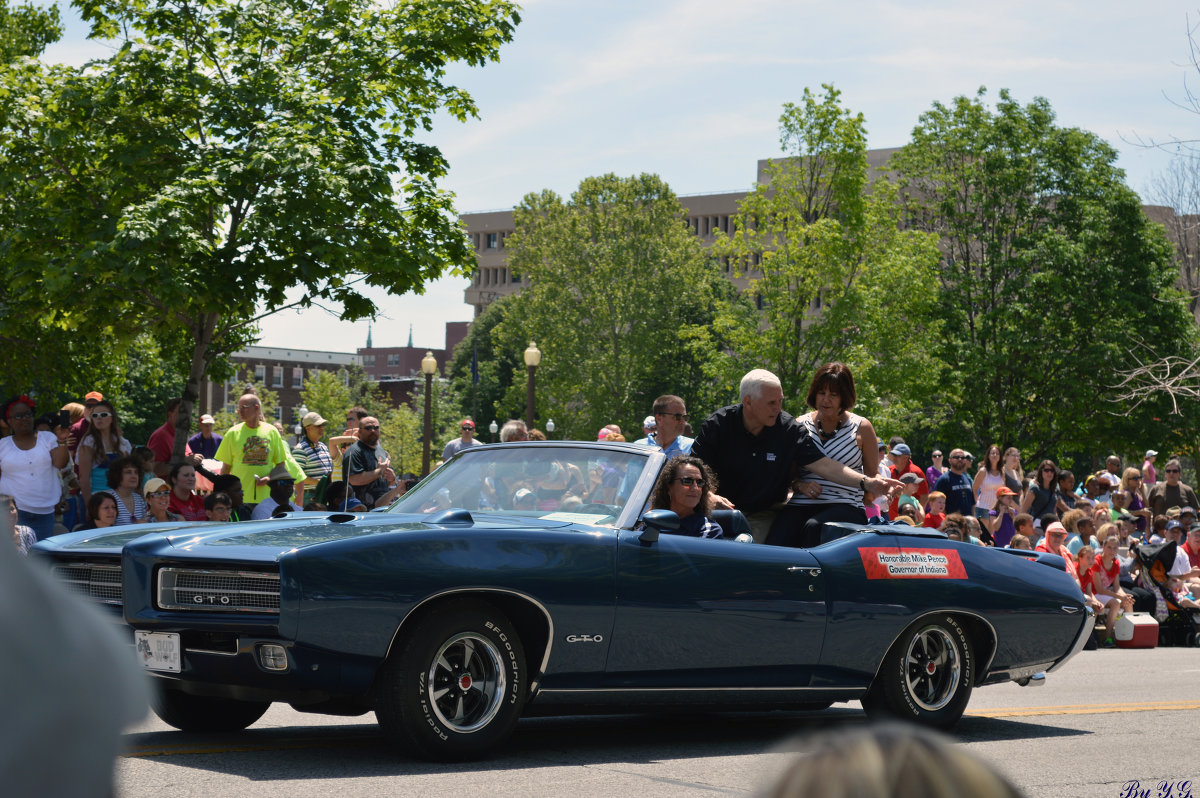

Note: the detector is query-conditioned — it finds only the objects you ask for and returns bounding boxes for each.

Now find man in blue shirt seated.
[635,395,694,459]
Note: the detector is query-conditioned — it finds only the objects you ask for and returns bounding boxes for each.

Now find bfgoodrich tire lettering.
[151,686,270,732]
[375,599,526,761]
[863,614,974,729]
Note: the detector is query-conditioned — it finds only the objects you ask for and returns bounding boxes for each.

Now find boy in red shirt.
[923,491,946,529]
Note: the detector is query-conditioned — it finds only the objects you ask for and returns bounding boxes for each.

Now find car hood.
[33,521,195,555]
[126,510,575,562]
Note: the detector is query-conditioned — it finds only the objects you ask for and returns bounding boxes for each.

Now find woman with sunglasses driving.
[649,456,723,538]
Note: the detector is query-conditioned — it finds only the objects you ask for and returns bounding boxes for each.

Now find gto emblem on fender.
[565,634,603,643]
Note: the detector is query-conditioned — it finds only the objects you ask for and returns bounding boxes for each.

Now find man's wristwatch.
[859,477,866,491]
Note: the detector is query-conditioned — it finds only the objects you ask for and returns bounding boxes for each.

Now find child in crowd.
[1008,533,1031,550]
[133,445,155,489]
[3,494,36,555]
[1110,490,1129,521]
[1013,513,1035,546]
[204,492,233,522]
[923,491,946,529]
[898,473,925,525]
[988,486,1019,547]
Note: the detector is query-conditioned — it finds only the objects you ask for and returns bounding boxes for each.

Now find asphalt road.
[111,645,1200,798]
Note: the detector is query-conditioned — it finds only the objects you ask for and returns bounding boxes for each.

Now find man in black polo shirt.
[692,369,899,541]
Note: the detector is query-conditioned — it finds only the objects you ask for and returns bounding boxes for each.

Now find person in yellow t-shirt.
[214,394,304,505]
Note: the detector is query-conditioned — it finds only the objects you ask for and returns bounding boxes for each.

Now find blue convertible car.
[34,441,1091,760]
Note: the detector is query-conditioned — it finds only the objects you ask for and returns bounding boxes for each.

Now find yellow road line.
[967,700,1200,718]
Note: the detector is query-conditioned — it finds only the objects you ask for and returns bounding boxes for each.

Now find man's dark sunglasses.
[360,424,381,431]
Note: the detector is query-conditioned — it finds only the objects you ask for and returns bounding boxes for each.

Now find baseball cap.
[900,473,922,484]
[1182,507,1196,517]
[84,391,104,404]
[302,411,327,428]
[1167,519,1182,531]
[996,486,1018,497]
[890,443,911,456]
[199,414,215,425]
[143,477,169,497]
[643,415,657,430]
[1146,449,1158,458]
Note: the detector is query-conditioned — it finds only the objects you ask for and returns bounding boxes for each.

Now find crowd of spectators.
[0,389,427,553]
[5,378,1200,647]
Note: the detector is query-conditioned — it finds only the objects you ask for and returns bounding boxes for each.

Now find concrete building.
[460,150,904,316]
[196,346,361,426]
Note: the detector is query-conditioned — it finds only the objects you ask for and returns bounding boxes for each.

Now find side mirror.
[639,509,680,543]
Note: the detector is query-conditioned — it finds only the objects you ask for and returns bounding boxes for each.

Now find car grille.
[50,561,123,607]
[157,567,281,613]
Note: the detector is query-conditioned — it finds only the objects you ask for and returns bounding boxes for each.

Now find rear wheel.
[863,615,974,729]
[375,600,526,761]
[151,686,270,732]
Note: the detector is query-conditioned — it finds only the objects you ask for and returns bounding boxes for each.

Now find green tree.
[495,173,733,439]
[713,86,944,426]
[445,296,524,429]
[891,88,1195,457]
[0,0,520,462]
[0,0,61,62]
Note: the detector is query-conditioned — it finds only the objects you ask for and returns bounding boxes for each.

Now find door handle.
[787,566,821,576]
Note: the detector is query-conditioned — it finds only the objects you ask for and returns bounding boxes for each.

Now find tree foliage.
[496,173,734,439]
[0,0,519,461]
[445,296,524,429]
[0,0,61,63]
[891,88,1196,458]
[712,86,944,427]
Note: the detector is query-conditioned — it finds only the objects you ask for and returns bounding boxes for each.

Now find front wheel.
[151,686,270,732]
[862,615,974,729]
[375,600,526,761]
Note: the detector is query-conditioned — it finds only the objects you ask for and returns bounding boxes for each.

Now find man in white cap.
[1142,449,1159,487]
[640,415,656,440]
[186,413,222,460]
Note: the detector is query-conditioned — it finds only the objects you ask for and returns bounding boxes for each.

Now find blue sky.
[44,0,1200,353]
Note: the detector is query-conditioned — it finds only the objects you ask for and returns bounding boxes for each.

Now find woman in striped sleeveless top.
[766,362,880,548]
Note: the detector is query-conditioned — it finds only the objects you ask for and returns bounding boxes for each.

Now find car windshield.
[387,444,655,527]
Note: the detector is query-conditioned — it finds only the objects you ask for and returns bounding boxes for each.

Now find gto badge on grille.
[565,634,603,643]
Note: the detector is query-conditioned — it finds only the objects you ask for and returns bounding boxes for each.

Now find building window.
[254,364,266,383]
[511,271,521,283]
[273,406,282,422]
[387,354,399,366]
[292,368,303,389]
[486,233,498,249]
[272,366,283,387]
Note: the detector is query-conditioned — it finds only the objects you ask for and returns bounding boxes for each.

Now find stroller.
[1132,540,1200,647]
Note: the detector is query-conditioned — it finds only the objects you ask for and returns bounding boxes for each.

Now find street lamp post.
[293,404,308,444]
[524,341,541,433]
[488,419,498,443]
[545,418,555,438]
[421,351,437,476]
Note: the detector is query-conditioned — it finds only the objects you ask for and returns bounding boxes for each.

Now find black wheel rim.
[903,625,961,712]
[426,632,506,733]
